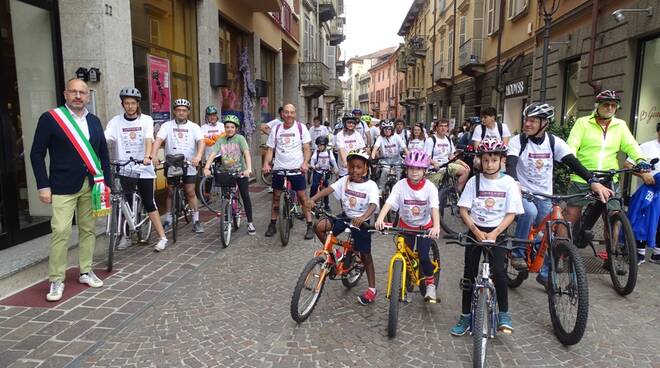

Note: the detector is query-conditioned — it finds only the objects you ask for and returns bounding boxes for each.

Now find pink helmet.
[405,149,431,169]
[477,138,508,156]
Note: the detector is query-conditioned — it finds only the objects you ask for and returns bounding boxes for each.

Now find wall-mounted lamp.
[611,7,653,23]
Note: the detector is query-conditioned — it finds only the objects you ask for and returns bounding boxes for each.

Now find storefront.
[0,0,63,249]
[502,78,528,134]
[633,35,660,144]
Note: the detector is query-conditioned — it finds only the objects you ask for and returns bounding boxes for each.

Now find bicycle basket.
[214,172,238,187]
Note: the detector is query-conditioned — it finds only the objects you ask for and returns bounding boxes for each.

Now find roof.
[398,0,425,36]
[347,46,398,65]
[367,46,402,72]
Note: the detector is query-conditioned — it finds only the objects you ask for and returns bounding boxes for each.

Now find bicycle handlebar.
[592,158,658,178]
[443,233,532,250]
[272,169,302,176]
[522,190,596,203]
[110,158,145,167]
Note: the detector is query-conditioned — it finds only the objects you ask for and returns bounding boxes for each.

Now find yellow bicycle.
[381,225,440,337]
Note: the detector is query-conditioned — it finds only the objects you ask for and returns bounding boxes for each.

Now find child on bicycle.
[374,150,441,302]
[450,138,524,336]
[309,136,338,212]
[305,149,380,305]
[370,120,409,188]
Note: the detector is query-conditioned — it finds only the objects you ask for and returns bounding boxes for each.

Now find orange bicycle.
[506,191,589,346]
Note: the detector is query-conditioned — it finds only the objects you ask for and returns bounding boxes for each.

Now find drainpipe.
[495,0,507,113]
[431,1,437,84]
[451,0,457,119]
[587,0,602,94]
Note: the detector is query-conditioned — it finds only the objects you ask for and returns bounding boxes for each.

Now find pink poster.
[147,54,171,123]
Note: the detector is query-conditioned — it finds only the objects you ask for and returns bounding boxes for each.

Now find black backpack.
[480,122,504,141]
[518,133,556,157]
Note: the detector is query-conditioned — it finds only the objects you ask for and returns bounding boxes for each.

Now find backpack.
[430,134,453,160]
[518,133,556,157]
[480,122,504,141]
[273,121,304,156]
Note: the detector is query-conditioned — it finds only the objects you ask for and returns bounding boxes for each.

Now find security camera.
[612,10,626,23]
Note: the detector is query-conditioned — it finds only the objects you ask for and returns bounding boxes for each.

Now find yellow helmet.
[361,115,373,126]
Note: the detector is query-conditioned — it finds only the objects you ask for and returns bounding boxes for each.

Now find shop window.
[560,58,580,125]
[634,37,660,143]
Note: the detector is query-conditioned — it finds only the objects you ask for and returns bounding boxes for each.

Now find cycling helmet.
[523,103,554,121]
[352,108,362,115]
[205,105,218,115]
[381,120,394,130]
[315,136,329,146]
[222,114,240,127]
[347,148,370,163]
[173,98,191,109]
[595,90,621,104]
[404,149,431,169]
[334,122,344,130]
[361,115,372,125]
[119,87,141,101]
[343,114,357,124]
[477,138,508,156]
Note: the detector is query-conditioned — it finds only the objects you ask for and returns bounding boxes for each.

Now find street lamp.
[611,7,653,23]
[538,0,561,103]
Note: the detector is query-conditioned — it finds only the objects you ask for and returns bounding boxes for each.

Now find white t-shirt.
[201,123,225,158]
[430,135,455,165]
[156,120,203,176]
[386,179,439,227]
[508,133,572,195]
[336,130,366,176]
[266,118,282,129]
[355,121,369,143]
[458,174,524,228]
[266,121,311,170]
[407,138,428,152]
[369,126,380,145]
[395,129,410,143]
[626,139,660,178]
[472,123,512,143]
[105,114,157,179]
[374,135,406,163]
[331,176,380,219]
[309,125,329,150]
[311,149,337,172]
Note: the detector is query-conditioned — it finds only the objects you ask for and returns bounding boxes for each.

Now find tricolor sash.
[48,106,111,217]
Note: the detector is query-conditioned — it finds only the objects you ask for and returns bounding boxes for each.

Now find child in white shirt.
[309,136,338,212]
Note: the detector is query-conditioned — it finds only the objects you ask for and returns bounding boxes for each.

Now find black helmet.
[342,114,357,123]
[315,136,329,146]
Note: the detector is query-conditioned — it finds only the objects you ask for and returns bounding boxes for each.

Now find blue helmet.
[351,108,362,115]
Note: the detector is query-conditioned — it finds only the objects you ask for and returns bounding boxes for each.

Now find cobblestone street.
[1,188,660,368]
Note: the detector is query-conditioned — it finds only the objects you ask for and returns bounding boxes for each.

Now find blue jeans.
[310,171,330,209]
[514,196,552,279]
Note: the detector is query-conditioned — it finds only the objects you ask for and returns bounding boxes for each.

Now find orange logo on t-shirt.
[485,198,496,209]
[129,131,136,140]
[348,197,357,208]
[535,159,544,170]
[411,206,421,216]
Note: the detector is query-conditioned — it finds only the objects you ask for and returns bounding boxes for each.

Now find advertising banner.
[147,54,171,123]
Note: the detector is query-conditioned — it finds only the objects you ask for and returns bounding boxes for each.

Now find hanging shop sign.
[505,79,527,98]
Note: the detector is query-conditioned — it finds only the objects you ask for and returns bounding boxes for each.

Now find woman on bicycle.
[203,115,256,236]
[375,149,441,302]
[370,120,408,187]
[407,123,431,153]
[450,138,524,336]
[105,88,168,251]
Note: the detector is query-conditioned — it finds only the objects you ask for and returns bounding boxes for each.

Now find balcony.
[457,0,470,12]
[336,60,346,76]
[407,35,428,58]
[406,54,417,66]
[370,101,380,112]
[405,87,422,104]
[270,1,300,43]
[300,62,330,98]
[329,17,345,46]
[358,93,369,103]
[325,78,342,99]
[388,96,397,108]
[319,0,337,22]
[245,0,281,12]
[433,61,453,87]
[396,52,408,72]
[459,38,485,77]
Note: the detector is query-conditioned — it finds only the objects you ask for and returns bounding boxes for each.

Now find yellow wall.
[482,1,537,63]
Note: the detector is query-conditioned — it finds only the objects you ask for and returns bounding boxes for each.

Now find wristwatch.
[588,175,599,185]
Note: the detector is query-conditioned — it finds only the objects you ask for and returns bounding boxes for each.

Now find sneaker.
[511,257,528,271]
[192,221,204,233]
[267,187,274,193]
[247,223,256,236]
[650,253,660,264]
[46,281,64,302]
[358,288,377,305]
[450,314,471,336]
[637,253,646,266]
[498,312,513,333]
[265,222,276,237]
[424,277,437,303]
[154,237,168,252]
[304,224,315,240]
[116,236,130,251]
[79,271,103,288]
[323,206,332,212]
[162,221,172,232]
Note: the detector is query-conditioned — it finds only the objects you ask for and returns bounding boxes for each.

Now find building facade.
[368,48,405,120]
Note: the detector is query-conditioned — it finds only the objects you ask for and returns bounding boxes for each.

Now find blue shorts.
[331,215,371,253]
[272,173,306,191]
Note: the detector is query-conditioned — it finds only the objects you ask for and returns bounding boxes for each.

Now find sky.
[339,0,414,78]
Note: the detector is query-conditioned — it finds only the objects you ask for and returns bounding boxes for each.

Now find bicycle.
[197,157,223,210]
[434,150,475,235]
[505,191,590,346]
[444,233,532,368]
[272,169,304,246]
[573,158,658,296]
[106,158,152,272]
[311,169,333,218]
[290,210,366,323]
[259,144,273,186]
[381,225,440,338]
[373,160,403,224]
[164,154,192,243]
[205,170,244,247]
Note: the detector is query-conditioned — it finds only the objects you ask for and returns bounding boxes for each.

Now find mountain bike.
[259,144,273,186]
[505,191,589,346]
[165,154,192,243]
[197,157,223,213]
[573,159,658,296]
[290,210,366,323]
[373,160,403,224]
[444,233,532,368]
[434,150,475,235]
[380,225,440,338]
[215,171,244,247]
[106,158,152,272]
[273,169,303,246]
[311,169,333,218]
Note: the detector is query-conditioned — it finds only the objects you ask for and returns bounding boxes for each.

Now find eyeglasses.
[66,90,89,96]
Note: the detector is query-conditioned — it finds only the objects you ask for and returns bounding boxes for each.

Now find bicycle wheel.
[505,251,527,288]
[439,187,468,235]
[606,212,637,296]
[290,256,327,323]
[180,188,191,224]
[198,175,223,213]
[278,193,291,246]
[172,188,179,243]
[380,182,396,223]
[341,253,364,288]
[388,259,403,338]
[547,240,589,346]
[419,240,440,297]
[219,198,232,248]
[472,287,490,368]
[134,195,152,244]
[107,203,119,272]
[233,196,242,230]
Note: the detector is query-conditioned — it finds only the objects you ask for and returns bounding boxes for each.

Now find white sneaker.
[247,223,256,236]
[46,281,64,302]
[116,236,130,250]
[79,271,103,288]
[424,279,437,303]
[154,237,168,252]
[267,187,273,193]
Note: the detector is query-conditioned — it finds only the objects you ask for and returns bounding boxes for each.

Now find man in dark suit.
[30,78,111,302]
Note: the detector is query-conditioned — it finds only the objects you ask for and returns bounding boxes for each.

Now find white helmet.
[173,98,191,109]
[381,120,394,129]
